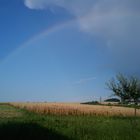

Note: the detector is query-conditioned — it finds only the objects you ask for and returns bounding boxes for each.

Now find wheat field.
[10,102,140,116]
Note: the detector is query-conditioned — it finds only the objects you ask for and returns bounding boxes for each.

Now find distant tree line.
[104,98,120,102]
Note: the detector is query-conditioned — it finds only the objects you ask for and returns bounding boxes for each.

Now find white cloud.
[24,0,140,73]
[24,0,49,9]
[75,77,96,84]
[24,0,140,40]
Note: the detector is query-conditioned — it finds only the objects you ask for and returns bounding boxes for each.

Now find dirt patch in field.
[0,105,23,118]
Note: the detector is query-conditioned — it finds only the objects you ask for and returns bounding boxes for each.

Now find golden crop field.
[10,102,140,116]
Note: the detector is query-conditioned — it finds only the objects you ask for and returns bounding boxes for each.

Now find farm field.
[11,102,140,116]
[0,103,140,140]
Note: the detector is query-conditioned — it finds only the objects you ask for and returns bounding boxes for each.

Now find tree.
[106,73,140,116]
[128,76,140,105]
[106,74,131,103]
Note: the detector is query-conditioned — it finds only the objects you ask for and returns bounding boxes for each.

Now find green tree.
[106,74,130,103]
[106,73,140,116]
[128,76,140,105]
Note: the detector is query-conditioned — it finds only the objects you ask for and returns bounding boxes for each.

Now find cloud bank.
[24,0,140,74]
[24,0,140,46]
[24,1,140,28]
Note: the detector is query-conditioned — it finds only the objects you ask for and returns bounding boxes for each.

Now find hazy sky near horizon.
[0,0,140,102]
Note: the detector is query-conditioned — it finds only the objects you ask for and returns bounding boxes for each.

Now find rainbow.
[1,19,77,64]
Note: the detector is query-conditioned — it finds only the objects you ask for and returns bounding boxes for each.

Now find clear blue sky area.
[0,0,140,102]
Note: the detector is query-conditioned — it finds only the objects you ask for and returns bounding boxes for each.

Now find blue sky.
[0,0,140,102]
